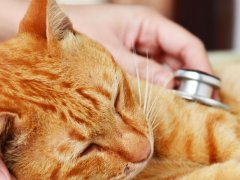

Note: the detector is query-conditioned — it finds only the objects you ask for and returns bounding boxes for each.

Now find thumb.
[113,49,174,87]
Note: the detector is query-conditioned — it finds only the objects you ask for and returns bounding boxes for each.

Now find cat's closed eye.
[112,78,121,113]
[114,88,121,113]
[79,143,101,157]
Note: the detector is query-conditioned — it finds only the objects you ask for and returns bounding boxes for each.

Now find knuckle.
[134,5,157,16]
[191,37,205,50]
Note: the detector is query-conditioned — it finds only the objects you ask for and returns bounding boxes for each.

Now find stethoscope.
[174,69,229,111]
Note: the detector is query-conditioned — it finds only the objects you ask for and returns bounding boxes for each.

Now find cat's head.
[0,0,153,179]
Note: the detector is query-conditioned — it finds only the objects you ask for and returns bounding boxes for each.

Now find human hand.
[0,158,11,180]
[66,5,213,87]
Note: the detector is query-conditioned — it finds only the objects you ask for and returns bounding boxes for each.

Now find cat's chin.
[110,148,152,179]
[125,145,153,179]
[125,160,151,179]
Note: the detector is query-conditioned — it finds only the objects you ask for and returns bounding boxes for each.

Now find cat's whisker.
[150,100,162,127]
[147,86,162,126]
[150,99,166,128]
[151,117,157,128]
[143,50,150,114]
[148,74,175,125]
[147,93,161,129]
[152,121,160,130]
[150,106,160,127]
[132,42,142,108]
[148,104,158,126]
[149,75,176,129]
[150,113,157,128]
[146,70,154,120]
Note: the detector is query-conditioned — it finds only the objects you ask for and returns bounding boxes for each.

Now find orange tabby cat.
[0,0,240,179]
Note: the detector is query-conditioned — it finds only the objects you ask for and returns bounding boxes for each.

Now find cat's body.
[0,0,240,179]
[136,62,240,179]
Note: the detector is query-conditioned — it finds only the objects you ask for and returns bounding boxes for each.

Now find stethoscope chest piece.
[174,69,229,110]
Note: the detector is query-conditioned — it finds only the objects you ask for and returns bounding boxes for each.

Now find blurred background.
[58,0,240,53]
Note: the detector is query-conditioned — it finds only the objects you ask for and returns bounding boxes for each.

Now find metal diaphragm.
[174,69,229,110]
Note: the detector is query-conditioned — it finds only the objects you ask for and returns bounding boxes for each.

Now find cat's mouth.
[123,160,151,179]
[124,140,153,179]
[110,160,150,180]
[109,136,153,179]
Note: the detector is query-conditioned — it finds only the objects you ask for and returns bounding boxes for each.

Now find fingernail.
[155,70,174,87]
[212,90,221,101]
[0,170,7,180]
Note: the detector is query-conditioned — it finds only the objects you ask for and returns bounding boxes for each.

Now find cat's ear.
[0,112,17,150]
[47,0,74,42]
[19,0,47,38]
[19,0,74,41]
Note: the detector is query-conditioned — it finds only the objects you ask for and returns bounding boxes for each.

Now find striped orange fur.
[135,63,240,179]
[0,0,240,179]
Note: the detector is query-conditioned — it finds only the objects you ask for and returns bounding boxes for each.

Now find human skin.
[0,1,213,179]
[0,1,213,85]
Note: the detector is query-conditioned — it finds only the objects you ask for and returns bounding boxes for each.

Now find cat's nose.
[130,137,151,163]
[110,131,152,163]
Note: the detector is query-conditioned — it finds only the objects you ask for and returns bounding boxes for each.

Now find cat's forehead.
[64,35,121,84]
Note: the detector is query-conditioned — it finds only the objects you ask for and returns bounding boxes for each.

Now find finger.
[112,47,174,87]
[154,16,213,74]
[0,158,11,180]
[155,54,183,71]
[131,12,213,74]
